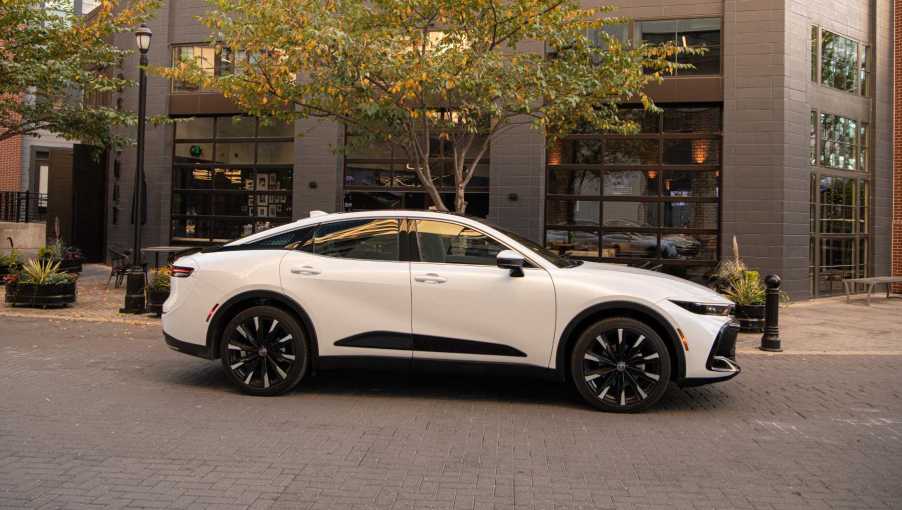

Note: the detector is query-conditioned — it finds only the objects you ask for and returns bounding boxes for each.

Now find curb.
[0,311,159,327]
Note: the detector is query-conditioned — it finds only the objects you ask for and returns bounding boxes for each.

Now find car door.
[410,219,556,366]
[279,217,413,360]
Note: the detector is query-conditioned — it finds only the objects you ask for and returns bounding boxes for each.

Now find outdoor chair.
[107,247,131,288]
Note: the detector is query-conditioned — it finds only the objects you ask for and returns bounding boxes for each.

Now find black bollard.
[759,274,783,352]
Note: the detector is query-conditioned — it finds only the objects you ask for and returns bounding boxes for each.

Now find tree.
[0,0,157,148]
[162,0,691,213]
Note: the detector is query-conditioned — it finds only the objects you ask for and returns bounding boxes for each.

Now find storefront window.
[171,116,294,243]
[342,127,490,216]
[545,104,721,281]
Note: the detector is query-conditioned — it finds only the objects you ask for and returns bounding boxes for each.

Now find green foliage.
[0,0,159,148]
[38,242,63,261]
[38,240,83,262]
[18,258,76,285]
[0,249,19,268]
[148,266,171,291]
[724,271,766,306]
[710,235,748,293]
[160,0,700,213]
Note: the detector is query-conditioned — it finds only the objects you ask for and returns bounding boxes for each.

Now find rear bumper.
[164,332,214,360]
[679,321,741,387]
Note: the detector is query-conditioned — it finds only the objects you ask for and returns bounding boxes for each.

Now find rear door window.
[313,218,400,261]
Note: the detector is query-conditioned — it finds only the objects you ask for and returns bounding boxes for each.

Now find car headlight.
[670,300,734,316]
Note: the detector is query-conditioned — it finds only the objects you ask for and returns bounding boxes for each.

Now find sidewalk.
[3,264,902,354]
[737,295,902,354]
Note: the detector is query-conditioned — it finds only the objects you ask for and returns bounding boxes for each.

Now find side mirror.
[496,250,525,277]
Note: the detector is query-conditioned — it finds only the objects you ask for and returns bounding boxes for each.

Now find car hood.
[564,261,731,305]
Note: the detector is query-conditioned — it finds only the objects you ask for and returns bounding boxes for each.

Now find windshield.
[488,223,582,269]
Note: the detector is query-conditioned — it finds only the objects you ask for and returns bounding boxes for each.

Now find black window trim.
[240,214,548,269]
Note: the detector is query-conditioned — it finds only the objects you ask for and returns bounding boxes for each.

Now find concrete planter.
[734,304,765,333]
[146,287,169,316]
[5,281,77,308]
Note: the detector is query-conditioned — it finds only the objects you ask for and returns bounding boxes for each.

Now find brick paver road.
[1,316,900,510]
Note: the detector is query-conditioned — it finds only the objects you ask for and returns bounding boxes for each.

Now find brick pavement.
[1,317,901,509]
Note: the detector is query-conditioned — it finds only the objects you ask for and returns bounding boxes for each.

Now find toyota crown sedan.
[162,210,740,412]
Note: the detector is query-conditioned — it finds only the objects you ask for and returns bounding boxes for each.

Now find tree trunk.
[418,159,448,212]
[454,185,467,213]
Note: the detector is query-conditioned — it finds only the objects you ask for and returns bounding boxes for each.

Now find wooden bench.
[842,276,902,306]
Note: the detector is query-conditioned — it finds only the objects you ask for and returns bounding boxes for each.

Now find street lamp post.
[121,23,153,314]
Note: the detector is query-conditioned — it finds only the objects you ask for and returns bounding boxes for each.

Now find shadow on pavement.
[157,357,732,413]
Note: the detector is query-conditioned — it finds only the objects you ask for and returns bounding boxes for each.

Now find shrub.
[18,259,77,285]
[0,249,19,269]
[724,271,766,306]
[148,266,171,292]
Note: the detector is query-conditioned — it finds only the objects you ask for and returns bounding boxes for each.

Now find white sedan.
[162,210,740,412]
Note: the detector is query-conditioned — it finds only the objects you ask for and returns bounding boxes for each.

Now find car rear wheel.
[219,306,308,396]
[570,317,671,412]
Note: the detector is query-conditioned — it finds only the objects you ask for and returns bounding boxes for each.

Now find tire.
[569,317,672,412]
[219,305,309,396]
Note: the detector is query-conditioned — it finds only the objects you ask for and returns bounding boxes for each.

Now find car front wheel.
[570,317,672,412]
[219,305,308,396]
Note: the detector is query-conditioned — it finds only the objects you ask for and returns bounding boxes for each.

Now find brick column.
[894,3,902,291]
[0,134,23,191]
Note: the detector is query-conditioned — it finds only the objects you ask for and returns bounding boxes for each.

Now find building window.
[545,104,722,282]
[170,45,243,92]
[809,175,869,297]
[809,110,817,166]
[819,112,867,171]
[342,127,490,216]
[636,18,721,75]
[170,115,294,243]
[810,27,869,96]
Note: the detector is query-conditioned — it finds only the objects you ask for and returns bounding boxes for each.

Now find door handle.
[414,273,446,284]
[290,265,321,276]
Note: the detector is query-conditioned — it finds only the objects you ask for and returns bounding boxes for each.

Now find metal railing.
[0,191,48,223]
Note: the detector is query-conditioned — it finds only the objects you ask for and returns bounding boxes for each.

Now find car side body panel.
[278,250,413,360]
[162,250,286,351]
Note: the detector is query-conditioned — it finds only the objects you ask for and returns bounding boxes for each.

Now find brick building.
[104,0,895,299]
[0,135,23,191]
[894,0,901,288]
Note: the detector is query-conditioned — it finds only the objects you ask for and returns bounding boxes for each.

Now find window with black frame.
[808,109,870,297]
[810,26,869,96]
[171,115,294,243]
[170,45,245,92]
[635,18,721,76]
[545,104,721,282]
[342,127,490,216]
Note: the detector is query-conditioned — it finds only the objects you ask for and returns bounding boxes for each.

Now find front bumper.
[680,321,741,387]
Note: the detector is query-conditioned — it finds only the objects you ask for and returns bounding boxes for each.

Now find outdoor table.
[141,246,190,269]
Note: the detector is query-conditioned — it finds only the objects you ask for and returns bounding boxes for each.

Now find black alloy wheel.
[220,306,308,396]
[570,317,672,412]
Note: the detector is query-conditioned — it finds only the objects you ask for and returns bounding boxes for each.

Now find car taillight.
[171,266,194,278]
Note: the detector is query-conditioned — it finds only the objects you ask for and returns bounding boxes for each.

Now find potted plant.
[724,270,766,333]
[146,266,171,316]
[38,241,84,273]
[0,249,21,284]
[4,259,78,308]
[59,245,84,273]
